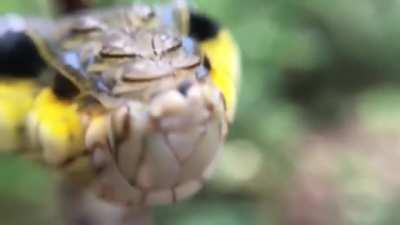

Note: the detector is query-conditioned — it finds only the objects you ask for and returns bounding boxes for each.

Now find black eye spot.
[189,12,220,42]
[52,74,80,99]
[178,80,192,96]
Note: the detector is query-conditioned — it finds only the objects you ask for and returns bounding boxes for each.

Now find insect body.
[0,1,240,206]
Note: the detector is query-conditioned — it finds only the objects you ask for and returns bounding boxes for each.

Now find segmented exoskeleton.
[0,0,239,212]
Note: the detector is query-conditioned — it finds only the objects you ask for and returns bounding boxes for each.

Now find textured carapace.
[24,3,231,206]
[2,1,240,206]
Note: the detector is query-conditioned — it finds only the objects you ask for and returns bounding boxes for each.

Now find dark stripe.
[203,55,212,70]
[189,12,220,42]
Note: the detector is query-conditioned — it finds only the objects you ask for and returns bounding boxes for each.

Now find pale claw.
[85,82,227,205]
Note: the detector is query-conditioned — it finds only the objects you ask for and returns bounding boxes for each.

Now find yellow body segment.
[26,88,86,165]
[0,79,39,152]
[200,29,241,122]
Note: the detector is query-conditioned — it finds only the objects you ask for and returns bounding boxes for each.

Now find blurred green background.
[3,0,400,225]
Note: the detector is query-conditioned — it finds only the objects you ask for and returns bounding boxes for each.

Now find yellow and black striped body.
[0,2,240,204]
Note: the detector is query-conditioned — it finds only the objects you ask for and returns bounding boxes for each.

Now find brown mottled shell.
[50,5,203,104]
[36,3,227,206]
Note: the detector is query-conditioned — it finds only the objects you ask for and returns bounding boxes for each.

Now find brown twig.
[55,0,93,14]
[59,180,153,225]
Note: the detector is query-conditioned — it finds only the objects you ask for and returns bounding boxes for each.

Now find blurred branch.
[54,0,93,14]
[59,180,153,225]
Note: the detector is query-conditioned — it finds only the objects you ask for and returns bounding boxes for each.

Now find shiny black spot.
[52,74,80,99]
[189,12,220,42]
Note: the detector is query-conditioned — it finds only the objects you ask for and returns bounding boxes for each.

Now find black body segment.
[189,12,220,42]
[0,31,44,76]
